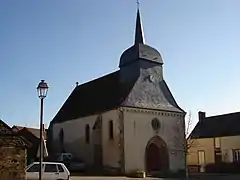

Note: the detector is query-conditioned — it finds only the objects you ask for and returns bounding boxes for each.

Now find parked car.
[56,153,73,162]
[26,162,70,180]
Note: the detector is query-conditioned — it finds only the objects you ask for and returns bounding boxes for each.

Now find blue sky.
[0,0,239,129]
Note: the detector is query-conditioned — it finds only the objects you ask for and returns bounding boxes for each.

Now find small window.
[214,138,221,148]
[27,164,40,172]
[85,124,90,144]
[44,164,57,172]
[198,150,205,165]
[233,149,240,162]
[57,165,64,172]
[109,120,113,140]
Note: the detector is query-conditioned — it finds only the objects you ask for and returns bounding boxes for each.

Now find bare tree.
[172,111,196,152]
[185,111,198,179]
[172,111,197,179]
[185,112,196,151]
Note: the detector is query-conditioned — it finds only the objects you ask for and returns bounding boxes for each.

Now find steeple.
[119,6,163,68]
[135,9,145,45]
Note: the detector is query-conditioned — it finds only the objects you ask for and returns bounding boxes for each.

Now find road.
[70,174,240,180]
[70,177,166,180]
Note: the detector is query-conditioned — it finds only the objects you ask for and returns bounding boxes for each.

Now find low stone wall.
[0,146,26,180]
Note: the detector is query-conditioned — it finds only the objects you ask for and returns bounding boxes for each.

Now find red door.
[146,143,161,172]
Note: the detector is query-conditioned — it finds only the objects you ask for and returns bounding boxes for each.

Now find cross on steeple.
[134,1,145,45]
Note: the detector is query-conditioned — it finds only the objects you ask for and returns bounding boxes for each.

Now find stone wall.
[0,138,27,180]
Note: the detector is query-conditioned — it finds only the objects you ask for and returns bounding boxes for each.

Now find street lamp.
[37,80,48,180]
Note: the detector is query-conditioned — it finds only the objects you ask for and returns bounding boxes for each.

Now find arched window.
[85,124,90,144]
[109,120,113,140]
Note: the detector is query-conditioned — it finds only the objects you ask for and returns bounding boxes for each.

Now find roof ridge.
[76,70,119,88]
[206,111,240,119]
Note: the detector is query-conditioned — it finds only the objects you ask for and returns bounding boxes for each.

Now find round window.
[151,118,161,131]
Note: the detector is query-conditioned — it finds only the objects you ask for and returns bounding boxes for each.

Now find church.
[47,9,186,175]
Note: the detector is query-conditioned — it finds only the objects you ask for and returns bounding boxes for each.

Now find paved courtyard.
[70,174,240,180]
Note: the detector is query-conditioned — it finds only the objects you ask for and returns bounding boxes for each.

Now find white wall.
[101,109,121,168]
[52,107,186,172]
[52,114,96,164]
[52,109,121,167]
[123,107,185,173]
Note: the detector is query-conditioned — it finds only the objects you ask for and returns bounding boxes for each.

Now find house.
[47,9,186,176]
[12,124,47,164]
[187,111,240,172]
[0,119,30,180]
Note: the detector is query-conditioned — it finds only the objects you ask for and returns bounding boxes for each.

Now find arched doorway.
[145,136,169,174]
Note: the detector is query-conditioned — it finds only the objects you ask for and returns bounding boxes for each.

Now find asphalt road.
[70,177,163,180]
[70,174,240,180]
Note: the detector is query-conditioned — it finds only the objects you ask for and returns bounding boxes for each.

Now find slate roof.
[52,71,137,123]
[189,112,240,139]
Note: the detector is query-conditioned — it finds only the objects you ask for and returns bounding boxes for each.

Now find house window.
[198,150,205,165]
[233,149,240,162]
[109,120,113,140]
[85,124,90,144]
[214,137,221,148]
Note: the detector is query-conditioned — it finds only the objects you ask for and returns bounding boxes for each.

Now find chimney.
[198,111,206,122]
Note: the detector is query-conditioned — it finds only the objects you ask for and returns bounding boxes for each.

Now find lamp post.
[37,80,48,180]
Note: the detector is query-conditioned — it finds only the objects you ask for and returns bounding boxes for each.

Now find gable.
[0,120,29,148]
[0,120,13,135]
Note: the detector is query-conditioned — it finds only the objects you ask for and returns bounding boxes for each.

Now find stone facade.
[0,120,28,180]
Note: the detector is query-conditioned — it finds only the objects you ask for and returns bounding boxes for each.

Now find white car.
[26,162,70,180]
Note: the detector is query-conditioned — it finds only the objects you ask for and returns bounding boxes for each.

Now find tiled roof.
[189,112,240,139]
[52,70,137,123]
[12,126,24,131]
[12,126,47,139]
[0,120,31,147]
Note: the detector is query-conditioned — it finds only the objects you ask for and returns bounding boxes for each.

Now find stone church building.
[47,10,186,175]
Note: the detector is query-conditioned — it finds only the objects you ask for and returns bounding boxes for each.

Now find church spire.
[135,7,145,45]
[119,2,163,68]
